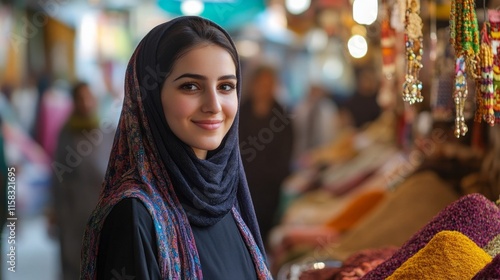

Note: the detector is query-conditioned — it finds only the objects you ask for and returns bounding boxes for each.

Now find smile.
[192,120,223,130]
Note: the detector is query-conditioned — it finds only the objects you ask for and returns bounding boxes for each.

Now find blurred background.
[1,0,500,279]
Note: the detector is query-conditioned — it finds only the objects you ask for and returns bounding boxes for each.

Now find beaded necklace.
[402,0,423,104]
[476,22,495,125]
[450,0,480,137]
[455,56,469,137]
[490,10,500,123]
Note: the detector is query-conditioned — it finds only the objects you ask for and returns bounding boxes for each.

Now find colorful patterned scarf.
[80,16,271,279]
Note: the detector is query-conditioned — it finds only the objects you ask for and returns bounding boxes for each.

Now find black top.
[97,198,160,280]
[191,209,257,280]
[97,198,257,280]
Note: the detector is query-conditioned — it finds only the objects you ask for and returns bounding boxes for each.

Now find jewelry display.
[450,0,480,137]
[476,22,495,125]
[490,10,500,123]
[402,0,423,104]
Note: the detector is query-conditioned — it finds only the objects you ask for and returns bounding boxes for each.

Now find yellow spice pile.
[387,230,492,280]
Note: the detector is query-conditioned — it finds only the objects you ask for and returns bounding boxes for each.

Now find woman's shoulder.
[104,197,154,234]
[109,196,151,217]
[97,199,161,279]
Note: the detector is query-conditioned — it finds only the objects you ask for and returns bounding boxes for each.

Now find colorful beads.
[454,56,468,138]
[476,29,495,126]
[450,0,480,137]
[402,0,424,104]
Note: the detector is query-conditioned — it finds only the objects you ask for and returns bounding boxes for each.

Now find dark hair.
[71,81,89,101]
[250,64,277,81]
[156,17,238,83]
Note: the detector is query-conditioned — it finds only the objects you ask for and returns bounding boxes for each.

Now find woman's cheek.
[168,96,198,120]
[224,94,239,120]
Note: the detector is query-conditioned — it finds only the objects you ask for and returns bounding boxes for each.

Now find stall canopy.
[157,0,266,31]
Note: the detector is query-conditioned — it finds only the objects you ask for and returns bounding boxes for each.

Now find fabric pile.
[325,189,386,232]
[316,171,459,261]
[298,247,398,280]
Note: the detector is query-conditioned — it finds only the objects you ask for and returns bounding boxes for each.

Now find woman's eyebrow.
[173,73,237,81]
[218,74,237,81]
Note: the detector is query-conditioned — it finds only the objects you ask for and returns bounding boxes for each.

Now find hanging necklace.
[402,0,423,104]
[450,0,480,137]
[476,22,495,125]
[490,9,500,124]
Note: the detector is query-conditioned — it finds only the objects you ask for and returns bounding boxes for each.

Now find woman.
[80,16,271,279]
[292,83,338,164]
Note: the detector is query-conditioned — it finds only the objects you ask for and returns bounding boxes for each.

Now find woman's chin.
[190,141,223,156]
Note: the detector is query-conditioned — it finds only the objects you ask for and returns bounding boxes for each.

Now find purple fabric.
[362,193,500,279]
[472,254,500,280]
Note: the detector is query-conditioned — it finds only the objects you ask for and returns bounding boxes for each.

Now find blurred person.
[51,82,113,280]
[239,65,294,248]
[0,84,14,103]
[342,67,382,128]
[11,75,39,136]
[292,83,339,164]
[36,79,73,158]
[0,86,53,217]
[80,16,271,279]
[98,61,123,129]
[33,73,53,140]
[0,85,16,124]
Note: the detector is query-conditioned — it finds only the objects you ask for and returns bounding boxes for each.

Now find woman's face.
[161,44,238,159]
[75,85,97,117]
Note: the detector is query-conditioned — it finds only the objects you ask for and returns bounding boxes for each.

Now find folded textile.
[299,247,397,280]
[325,189,386,232]
[311,171,459,261]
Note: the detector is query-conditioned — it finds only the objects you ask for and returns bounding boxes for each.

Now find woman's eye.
[180,83,199,91]
[219,83,236,92]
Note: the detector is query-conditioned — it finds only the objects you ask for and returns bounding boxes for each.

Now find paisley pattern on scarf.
[80,17,271,279]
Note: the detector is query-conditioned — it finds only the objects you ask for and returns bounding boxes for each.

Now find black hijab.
[136,16,265,254]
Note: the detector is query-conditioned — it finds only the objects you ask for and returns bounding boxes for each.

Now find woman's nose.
[201,87,222,114]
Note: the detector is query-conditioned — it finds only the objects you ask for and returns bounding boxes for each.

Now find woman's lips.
[192,120,223,130]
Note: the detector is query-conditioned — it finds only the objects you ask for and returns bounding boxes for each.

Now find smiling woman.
[161,44,238,159]
[80,16,272,280]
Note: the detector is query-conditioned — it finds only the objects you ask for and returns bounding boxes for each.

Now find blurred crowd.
[0,72,121,279]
